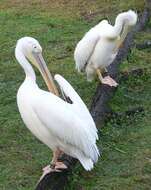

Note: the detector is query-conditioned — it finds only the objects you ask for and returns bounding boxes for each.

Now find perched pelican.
[15,37,99,175]
[74,10,137,86]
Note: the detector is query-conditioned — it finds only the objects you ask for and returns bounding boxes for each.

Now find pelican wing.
[55,74,83,105]
[74,26,100,72]
[32,92,99,162]
[54,74,98,140]
[74,20,109,72]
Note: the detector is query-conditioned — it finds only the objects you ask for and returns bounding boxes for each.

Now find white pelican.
[74,10,137,86]
[15,37,99,175]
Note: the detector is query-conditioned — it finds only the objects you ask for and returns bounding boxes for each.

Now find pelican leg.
[53,150,67,170]
[96,69,118,87]
[39,149,67,181]
[50,149,61,168]
[51,149,67,170]
[42,149,67,173]
[42,149,61,171]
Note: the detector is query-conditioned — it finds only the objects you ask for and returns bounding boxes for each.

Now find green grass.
[0,0,151,189]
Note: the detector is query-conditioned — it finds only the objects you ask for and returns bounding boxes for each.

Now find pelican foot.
[102,76,118,87]
[42,162,67,173]
[55,161,68,170]
[40,164,63,182]
[42,164,52,172]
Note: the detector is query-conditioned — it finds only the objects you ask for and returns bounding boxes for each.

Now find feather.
[32,90,99,165]
[54,74,98,140]
[74,20,108,72]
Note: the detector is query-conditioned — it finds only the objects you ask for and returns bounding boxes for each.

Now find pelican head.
[18,37,42,65]
[15,37,58,95]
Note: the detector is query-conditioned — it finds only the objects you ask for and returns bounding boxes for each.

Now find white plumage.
[15,37,99,172]
[74,10,137,85]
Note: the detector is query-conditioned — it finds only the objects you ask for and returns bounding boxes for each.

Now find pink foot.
[42,162,67,172]
[55,162,68,170]
[39,166,56,182]
[42,165,52,172]
[40,164,60,182]
[102,76,118,87]
[40,162,68,181]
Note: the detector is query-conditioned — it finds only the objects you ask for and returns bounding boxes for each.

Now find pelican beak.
[32,51,59,96]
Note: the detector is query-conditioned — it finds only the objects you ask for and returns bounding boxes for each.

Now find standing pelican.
[15,37,99,175]
[74,10,137,86]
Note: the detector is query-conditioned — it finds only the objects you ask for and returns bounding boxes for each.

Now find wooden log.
[35,1,151,189]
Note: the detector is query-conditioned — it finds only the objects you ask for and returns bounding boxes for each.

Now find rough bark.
[35,1,151,189]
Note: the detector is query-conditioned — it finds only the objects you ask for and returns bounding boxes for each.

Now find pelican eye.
[32,45,40,53]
